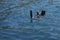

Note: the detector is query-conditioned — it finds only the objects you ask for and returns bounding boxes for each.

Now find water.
[0,0,60,40]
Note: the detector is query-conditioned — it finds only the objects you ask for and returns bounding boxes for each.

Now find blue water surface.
[0,0,60,40]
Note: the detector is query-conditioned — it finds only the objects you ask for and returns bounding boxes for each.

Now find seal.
[33,10,46,19]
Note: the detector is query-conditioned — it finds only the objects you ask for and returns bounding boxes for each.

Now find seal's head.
[41,10,45,16]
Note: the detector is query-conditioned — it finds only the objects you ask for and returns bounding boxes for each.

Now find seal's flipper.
[30,10,33,19]
[30,10,33,23]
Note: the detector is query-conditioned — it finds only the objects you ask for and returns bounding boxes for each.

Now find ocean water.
[0,0,60,40]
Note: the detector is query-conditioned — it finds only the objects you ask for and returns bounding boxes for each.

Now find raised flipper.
[30,10,33,22]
